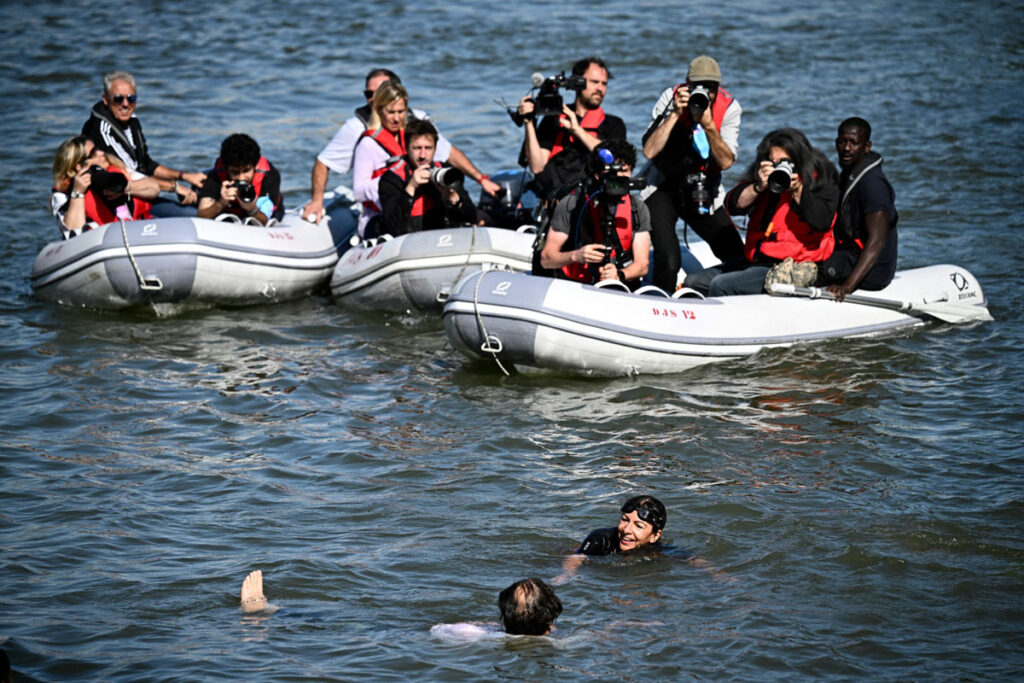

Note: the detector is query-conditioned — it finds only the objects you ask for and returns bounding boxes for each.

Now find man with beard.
[516,56,627,200]
[815,117,899,300]
[378,119,476,236]
[641,56,745,292]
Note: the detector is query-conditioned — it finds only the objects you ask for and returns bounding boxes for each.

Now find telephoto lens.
[688,85,710,119]
[430,166,465,190]
[767,160,795,194]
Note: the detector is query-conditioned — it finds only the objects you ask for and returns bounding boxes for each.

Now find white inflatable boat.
[330,226,535,312]
[442,266,993,377]
[30,206,357,315]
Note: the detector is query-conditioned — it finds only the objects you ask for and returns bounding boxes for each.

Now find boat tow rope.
[438,224,479,304]
[117,204,163,297]
[471,270,510,376]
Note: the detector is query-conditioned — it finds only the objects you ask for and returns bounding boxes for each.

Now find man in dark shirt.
[378,119,477,236]
[516,57,627,200]
[197,134,284,226]
[816,117,899,300]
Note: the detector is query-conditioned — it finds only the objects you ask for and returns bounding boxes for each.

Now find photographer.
[641,56,745,291]
[378,119,477,236]
[682,128,838,297]
[50,136,153,240]
[516,57,626,201]
[539,139,650,286]
[197,134,284,226]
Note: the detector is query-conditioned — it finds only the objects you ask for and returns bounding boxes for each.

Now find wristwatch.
[69,190,85,199]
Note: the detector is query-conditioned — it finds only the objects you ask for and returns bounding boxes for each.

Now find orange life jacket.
[549,107,606,160]
[562,194,634,283]
[743,187,835,263]
[211,155,273,217]
[360,127,407,212]
[83,165,153,225]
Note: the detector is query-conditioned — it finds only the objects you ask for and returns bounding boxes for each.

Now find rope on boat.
[472,270,510,377]
[438,223,479,304]
[118,199,163,309]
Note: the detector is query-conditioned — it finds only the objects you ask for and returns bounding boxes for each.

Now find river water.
[2,0,1023,680]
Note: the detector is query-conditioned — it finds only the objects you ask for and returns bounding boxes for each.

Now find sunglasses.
[363,89,375,100]
[111,94,137,105]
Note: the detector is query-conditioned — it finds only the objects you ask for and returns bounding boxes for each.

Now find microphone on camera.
[531,72,545,88]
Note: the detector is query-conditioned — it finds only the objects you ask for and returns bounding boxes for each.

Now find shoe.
[763,257,795,293]
[764,257,818,292]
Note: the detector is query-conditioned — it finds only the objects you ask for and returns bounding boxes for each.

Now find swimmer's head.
[617,495,666,551]
[498,578,562,636]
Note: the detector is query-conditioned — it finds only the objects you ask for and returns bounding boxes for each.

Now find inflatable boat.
[30,201,358,315]
[442,266,993,377]
[330,226,535,312]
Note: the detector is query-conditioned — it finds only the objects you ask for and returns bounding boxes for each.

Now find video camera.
[87,165,128,195]
[592,149,645,200]
[508,71,587,125]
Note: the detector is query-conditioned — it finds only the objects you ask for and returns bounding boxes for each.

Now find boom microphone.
[531,72,545,88]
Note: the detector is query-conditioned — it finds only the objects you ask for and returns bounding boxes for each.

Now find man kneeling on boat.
[539,139,651,287]
[377,119,477,236]
[197,134,285,226]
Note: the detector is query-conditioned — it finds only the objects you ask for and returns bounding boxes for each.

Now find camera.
[688,84,711,120]
[430,166,465,190]
[684,171,711,215]
[533,71,587,117]
[231,180,256,203]
[601,172,646,199]
[767,160,795,194]
[87,165,128,195]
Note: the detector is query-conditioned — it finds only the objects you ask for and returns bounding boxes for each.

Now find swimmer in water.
[557,495,667,581]
[431,577,563,641]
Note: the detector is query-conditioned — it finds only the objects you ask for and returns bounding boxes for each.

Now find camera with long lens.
[231,180,256,203]
[429,166,465,190]
[87,165,128,195]
[767,160,795,194]
[684,171,711,215]
[687,84,711,120]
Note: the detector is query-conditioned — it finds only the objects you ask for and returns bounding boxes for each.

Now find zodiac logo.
[141,223,158,236]
[949,272,969,291]
[436,233,454,247]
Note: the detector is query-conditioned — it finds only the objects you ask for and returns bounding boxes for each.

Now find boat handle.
[481,335,503,354]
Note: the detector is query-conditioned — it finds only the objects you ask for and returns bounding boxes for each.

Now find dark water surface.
[2,0,1023,680]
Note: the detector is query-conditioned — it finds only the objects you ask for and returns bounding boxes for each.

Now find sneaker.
[763,257,796,293]
[764,257,818,292]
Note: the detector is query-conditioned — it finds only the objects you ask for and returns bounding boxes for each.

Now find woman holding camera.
[682,128,838,296]
[51,136,155,240]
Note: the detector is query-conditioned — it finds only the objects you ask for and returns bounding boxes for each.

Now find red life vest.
[743,187,835,263]
[211,155,273,217]
[562,194,634,283]
[83,166,153,225]
[359,127,407,212]
[387,160,440,217]
[549,107,606,160]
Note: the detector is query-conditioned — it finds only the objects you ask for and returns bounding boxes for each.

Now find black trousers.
[645,188,744,292]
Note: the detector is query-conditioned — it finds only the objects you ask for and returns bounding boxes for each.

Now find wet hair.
[103,70,135,96]
[405,118,438,145]
[365,68,400,87]
[52,136,92,188]
[621,495,667,532]
[219,133,261,168]
[572,56,612,80]
[367,80,409,131]
[590,138,637,173]
[838,116,872,142]
[744,128,837,193]
[498,578,563,636]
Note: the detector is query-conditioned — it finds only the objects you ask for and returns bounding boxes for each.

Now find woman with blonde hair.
[51,136,157,239]
[351,80,413,236]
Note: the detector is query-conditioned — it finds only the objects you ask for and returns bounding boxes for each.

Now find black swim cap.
[621,495,666,532]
